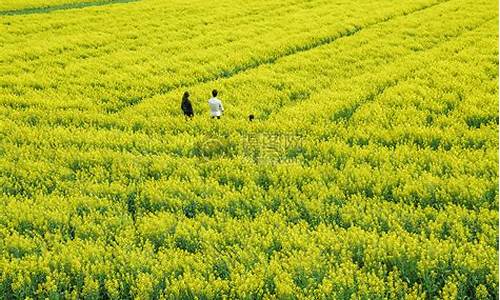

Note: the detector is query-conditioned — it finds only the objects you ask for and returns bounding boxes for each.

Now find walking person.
[208,89,224,119]
[181,91,194,120]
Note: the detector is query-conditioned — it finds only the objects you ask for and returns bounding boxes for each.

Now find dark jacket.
[181,98,194,117]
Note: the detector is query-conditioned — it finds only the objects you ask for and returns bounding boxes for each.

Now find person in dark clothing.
[181,91,194,120]
[248,114,255,121]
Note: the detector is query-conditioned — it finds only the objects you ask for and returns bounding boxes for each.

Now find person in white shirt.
[208,89,224,119]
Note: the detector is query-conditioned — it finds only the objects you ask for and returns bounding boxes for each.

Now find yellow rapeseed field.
[0,0,498,298]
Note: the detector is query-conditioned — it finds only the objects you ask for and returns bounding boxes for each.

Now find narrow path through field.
[0,0,139,16]
[116,0,451,114]
[265,16,496,129]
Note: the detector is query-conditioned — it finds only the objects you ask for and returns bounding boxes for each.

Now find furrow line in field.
[267,15,497,125]
[0,0,139,16]
[115,0,452,113]
[335,17,498,125]
[0,15,494,151]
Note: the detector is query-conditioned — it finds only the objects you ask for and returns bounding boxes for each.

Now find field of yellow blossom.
[0,0,498,298]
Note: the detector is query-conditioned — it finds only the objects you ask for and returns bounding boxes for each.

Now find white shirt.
[208,97,224,117]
